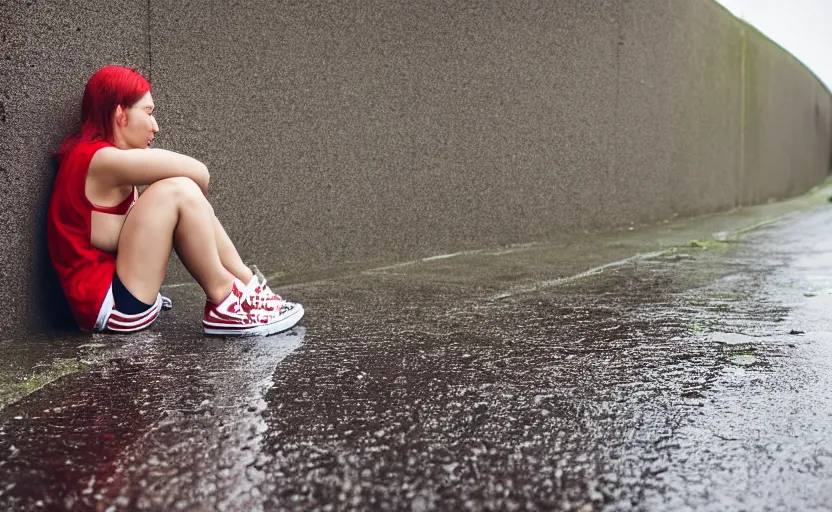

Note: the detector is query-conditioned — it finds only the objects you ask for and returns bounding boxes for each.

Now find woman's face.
[115,91,159,150]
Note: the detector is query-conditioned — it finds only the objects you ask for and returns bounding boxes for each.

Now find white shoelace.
[259,278,283,302]
[238,277,283,314]
[239,278,261,309]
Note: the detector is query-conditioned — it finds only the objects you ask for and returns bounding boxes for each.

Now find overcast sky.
[714,0,832,90]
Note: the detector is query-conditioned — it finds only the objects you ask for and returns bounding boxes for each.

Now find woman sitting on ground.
[48,65,303,336]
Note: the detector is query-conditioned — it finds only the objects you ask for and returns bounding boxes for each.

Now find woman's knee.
[145,177,204,205]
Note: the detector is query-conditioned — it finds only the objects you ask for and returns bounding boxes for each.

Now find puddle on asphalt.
[0,327,305,511]
[729,354,757,366]
[3,208,832,509]
[251,215,829,510]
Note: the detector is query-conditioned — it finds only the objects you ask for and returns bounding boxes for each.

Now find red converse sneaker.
[242,276,305,329]
[242,275,287,313]
[106,294,163,333]
[203,279,304,336]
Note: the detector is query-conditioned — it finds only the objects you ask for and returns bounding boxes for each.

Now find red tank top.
[47,140,137,331]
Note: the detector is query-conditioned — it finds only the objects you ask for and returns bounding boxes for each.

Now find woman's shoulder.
[64,139,115,165]
[78,139,115,155]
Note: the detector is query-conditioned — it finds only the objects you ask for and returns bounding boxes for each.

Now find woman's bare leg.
[116,177,235,304]
[213,216,254,283]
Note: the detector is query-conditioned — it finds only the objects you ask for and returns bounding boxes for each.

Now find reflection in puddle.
[0,328,306,511]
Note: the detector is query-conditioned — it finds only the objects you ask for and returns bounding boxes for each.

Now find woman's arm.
[88,147,210,193]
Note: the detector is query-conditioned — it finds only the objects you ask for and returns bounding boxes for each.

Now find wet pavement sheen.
[2,204,832,510]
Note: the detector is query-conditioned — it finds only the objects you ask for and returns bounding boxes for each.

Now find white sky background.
[714,0,832,90]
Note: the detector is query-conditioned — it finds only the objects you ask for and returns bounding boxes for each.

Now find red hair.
[55,65,151,162]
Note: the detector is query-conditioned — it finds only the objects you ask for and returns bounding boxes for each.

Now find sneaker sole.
[204,305,305,337]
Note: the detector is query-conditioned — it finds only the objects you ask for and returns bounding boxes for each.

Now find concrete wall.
[742,23,832,203]
[1,0,830,333]
[0,0,149,332]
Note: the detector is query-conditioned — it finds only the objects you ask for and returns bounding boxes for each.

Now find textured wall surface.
[741,24,832,204]
[0,0,149,331]
[0,0,830,333]
[148,0,830,276]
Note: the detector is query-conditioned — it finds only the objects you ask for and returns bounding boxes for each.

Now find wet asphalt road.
[1,204,832,511]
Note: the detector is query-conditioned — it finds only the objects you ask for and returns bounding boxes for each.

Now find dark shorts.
[112,272,153,315]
